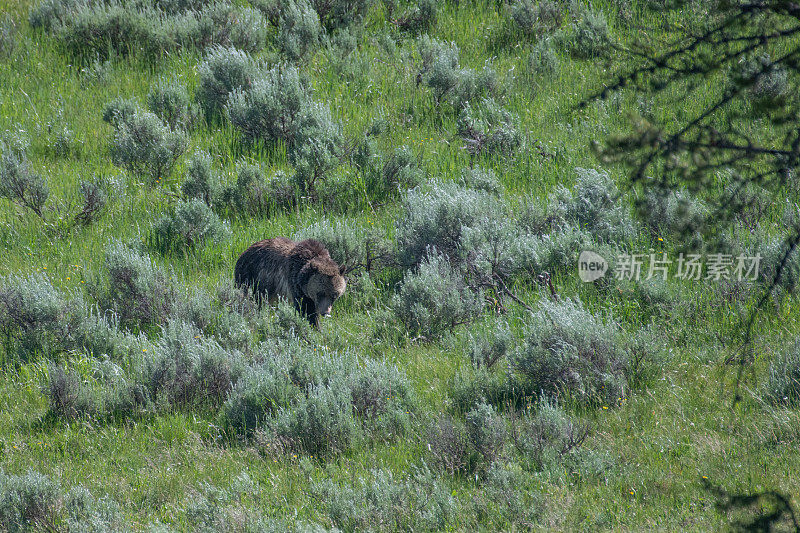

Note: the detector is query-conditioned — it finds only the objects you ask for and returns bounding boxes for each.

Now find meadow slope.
[0,0,799,530]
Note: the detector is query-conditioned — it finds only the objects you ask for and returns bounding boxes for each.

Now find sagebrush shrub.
[381,145,424,193]
[109,109,188,182]
[516,198,608,276]
[736,53,789,110]
[758,234,800,296]
[0,273,78,362]
[197,46,258,118]
[175,288,253,351]
[565,7,611,58]
[202,5,268,53]
[465,401,506,464]
[144,320,245,408]
[396,181,504,268]
[0,470,60,532]
[0,140,49,218]
[223,359,297,436]
[466,321,514,368]
[0,469,120,533]
[227,64,311,144]
[227,64,343,191]
[510,0,563,37]
[763,340,800,406]
[547,167,636,244]
[278,0,322,60]
[417,35,498,109]
[74,179,108,226]
[80,57,113,87]
[262,297,315,340]
[393,251,483,338]
[47,366,101,419]
[512,298,628,404]
[219,164,297,218]
[181,152,219,205]
[288,101,344,192]
[451,365,521,412]
[511,398,589,473]
[460,216,539,282]
[57,3,165,60]
[51,355,150,421]
[29,0,83,31]
[457,98,522,156]
[314,468,457,531]
[64,486,121,532]
[225,342,417,450]
[324,28,373,85]
[642,187,707,246]
[147,76,198,130]
[348,358,416,437]
[0,15,17,58]
[528,37,559,77]
[72,311,128,359]
[476,463,539,525]
[275,377,360,457]
[311,0,372,31]
[99,241,178,329]
[43,1,268,61]
[528,224,598,274]
[426,414,476,475]
[102,97,138,128]
[396,0,437,34]
[417,35,461,104]
[458,166,502,194]
[151,199,229,254]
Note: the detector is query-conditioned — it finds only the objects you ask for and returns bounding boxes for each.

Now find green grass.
[0,0,798,530]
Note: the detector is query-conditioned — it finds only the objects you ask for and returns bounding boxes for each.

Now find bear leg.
[296,296,320,328]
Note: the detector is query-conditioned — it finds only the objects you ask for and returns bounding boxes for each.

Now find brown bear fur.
[234,237,346,327]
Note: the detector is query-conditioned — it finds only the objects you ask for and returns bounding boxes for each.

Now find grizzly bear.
[234,237,346,327]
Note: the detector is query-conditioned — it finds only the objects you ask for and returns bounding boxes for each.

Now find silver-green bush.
[510,0,563,37]
[546,167,636,244]
[227,64,343,192]
[511,397,590,473]
[0,138,49,218]
[563,6,611,58]
[396,181,504,268]
[109,109,188,182]
[197,46,258,118]
[144,320,245,408]
[0,470,60,532]
[457,98,522,156]
[147,76,198,131]
[458,166,503,194]
[278,0,322,60]
[512,298,629,405]
[151,199,229,254]
[417,35,499,109]
[313,468,457,531]
[0,273,80,362]
[98,240,179,329]
[763,339,800,406]
[181,151,219,205]
[393,252,484,338]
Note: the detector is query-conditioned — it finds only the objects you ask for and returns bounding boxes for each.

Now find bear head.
[302,256,346,319]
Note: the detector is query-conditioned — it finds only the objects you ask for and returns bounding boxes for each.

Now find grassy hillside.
[0,0,799,530]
